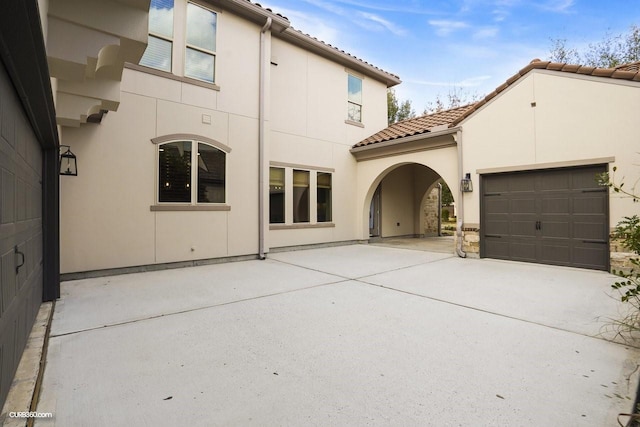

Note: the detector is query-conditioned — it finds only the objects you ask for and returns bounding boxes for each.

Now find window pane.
[348,102,362,122]
[159,141,191,202]
[269,168,285,224]
[149,0,174,38]
[187,3,217,52]
[293,170,309,223]
[317,172,332,222]
[348,74,362,104]
[185,47,215,83]
[140,36,172,72]
[197,143,225,203]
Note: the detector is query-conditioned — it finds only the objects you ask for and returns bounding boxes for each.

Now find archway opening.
[365,163,456,253]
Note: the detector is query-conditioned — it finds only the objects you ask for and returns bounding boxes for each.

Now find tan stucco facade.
[58,0,394,274]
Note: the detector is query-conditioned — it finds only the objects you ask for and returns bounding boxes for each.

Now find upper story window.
[185,2,217,83]
[140,0,174,72]
[347,74,363,122]
[158,140,226,204]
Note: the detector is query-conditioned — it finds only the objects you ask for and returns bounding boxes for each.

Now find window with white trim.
[347,74,363,122]
[185,2,217,83]
[140,0,174,72]
[158,140,225,204]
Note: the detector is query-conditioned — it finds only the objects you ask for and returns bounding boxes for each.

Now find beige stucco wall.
[59,4,392,273]
[461,70,640,227]
[267,37,389,249]
[353,142,459,239]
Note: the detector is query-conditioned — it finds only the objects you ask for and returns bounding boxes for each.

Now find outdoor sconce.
[59,145,77,176]
[461,173,473,192]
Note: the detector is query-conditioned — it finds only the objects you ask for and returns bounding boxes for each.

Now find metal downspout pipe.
[455,129,467,258]
[258,17,272,260]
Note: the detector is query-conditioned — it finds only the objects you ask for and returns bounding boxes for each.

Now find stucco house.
[353,60,640,272]
[1,0,640,411]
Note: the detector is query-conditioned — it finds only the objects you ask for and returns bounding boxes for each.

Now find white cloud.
[539,0,575,13]
[357,12,407,36]
[428,20,469,37]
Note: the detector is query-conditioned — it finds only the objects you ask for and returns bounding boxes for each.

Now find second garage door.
[481,165,609,270]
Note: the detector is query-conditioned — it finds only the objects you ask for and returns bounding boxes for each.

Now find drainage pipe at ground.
[258,17,272,260]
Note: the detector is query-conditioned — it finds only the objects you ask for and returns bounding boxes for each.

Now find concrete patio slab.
[34,245,639,427]
[269,244,454,279]
[51,258,341,336]
[359,256,626,340]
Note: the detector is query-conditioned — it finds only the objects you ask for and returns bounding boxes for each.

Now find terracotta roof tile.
[353,104,475,148]
[353,59,640,150]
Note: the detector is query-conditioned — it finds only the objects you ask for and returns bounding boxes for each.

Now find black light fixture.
[59,145,78,176]
[461,172,473,192]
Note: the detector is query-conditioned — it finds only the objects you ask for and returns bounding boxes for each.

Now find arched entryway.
[363,162,457,253]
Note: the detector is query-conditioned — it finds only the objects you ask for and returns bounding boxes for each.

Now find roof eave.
[351,126,460,159]
[207,0,291,32]
[277,28,401,87]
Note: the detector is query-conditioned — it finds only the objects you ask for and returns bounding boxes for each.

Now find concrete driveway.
[35,244,639,426]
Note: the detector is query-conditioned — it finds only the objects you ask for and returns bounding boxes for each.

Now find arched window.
[154,135,230,204]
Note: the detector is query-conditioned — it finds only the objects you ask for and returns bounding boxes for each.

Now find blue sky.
[261,0,640,112]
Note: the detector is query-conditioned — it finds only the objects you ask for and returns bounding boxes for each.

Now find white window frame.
[184,1,217,84]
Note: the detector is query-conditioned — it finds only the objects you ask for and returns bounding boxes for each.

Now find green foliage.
[441,209,450,222]
[387,89,416,125]
[441,182,454,206]
[549,25,640,67]
[423,88,482,114]
[599,166,640,344]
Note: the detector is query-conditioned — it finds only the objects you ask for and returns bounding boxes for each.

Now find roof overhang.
[350,127,459,161]
[276,29,401,87]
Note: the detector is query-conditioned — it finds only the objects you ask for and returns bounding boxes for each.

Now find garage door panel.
[541,221,570,238]
[540,171,570,191]
[481,165,608,270]
[485,239,510,257]
[508,174,536,192]
[1,169,14,224]
[511,197,536,213]
[510,220,536,237]
[542,197,569,214]
[540,243,570,264]
[574,195,606,214]
[573,245,608,269]
[484,177,509,193]
[574,221,607,241]
[510,241,537,261]
[485,219,509,235]
[485,197,509,213]
[572,167,603,189]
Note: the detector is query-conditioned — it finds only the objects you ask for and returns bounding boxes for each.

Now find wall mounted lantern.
[461,173,473,193]
[59,145,78,176]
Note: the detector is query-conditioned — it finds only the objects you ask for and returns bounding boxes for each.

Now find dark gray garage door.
[0,59,43,407]
[481,165,609,270]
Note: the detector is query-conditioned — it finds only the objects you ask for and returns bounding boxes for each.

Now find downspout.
[455,129,467,258]
[258,17,272,260]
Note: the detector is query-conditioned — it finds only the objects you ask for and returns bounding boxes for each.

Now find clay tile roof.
[353,104,476,148]
[247,1,289,20]
[354,59,640,150]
